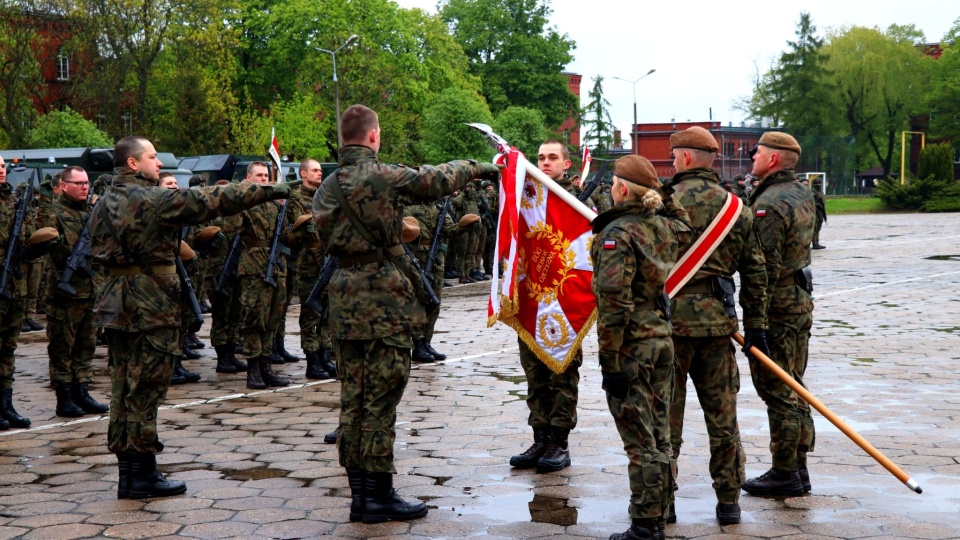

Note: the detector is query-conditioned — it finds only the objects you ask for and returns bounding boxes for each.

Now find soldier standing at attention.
[312,104,498,523]
[593,155,687,540]
[509,140,582,474]
[90,136,300,499]
[38,166,111,418]
[743,132,817,497]
[204,180,247,375]
[811,178,827,249]
[662,127,769,525]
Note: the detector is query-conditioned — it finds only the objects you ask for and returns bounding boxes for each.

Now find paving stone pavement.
[1,212,959,539]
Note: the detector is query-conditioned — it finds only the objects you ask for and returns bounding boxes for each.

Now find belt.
[304,241,324,250]
[338,245,404,268]
[777,273,798,287]
[108,264,177,276]
[246,240,271,248]
[679,280,713,295]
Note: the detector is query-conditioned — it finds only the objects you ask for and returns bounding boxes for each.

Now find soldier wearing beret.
[594,155,689,540]
[36,165,111,418]
[312,104,499,523]
[90,136,301,499]
[743,131,817,497]
[662,127,769,525]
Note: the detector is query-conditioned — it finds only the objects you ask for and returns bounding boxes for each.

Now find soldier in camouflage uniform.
[460,184,484,282]
[573,173,613,214]
[90,136,300,499]
[289,159,336,380]
[509,140,583,474]
[481,181,498,276]
[312,104,498,523]
[811,179,827,249]
[743,132,817,497]
[594,155,688,540]
[235,162,296,390]
[38,166,110,418]
[0,156,34,430]
[662,127,769,525]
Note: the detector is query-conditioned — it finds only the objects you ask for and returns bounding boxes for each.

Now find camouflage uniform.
[0,182,33,408]
[203,214,242,349]
[481,187,498,275]
[40,193,98,386]
[461,186,483,277]
[663,167,768,505]
[591,198,686,522]
[289,184,331,355]
[404,201,458,343]
[812,187,826,247]
[312,145,490,473]
[91,169,293,454]
[748,168,816,473]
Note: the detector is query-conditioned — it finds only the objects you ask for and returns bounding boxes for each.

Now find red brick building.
[557,72,581,148]
[632,121,771,178]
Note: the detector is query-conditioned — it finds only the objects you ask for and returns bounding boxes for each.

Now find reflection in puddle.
[529,493,578,525]
[452,490,625,526]
[925,255,960,261]
[223,466,289,481]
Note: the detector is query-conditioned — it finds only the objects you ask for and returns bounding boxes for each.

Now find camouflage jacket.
[748,168,815,315]
[591,199,688,373]
[90,169,293,332]
[312,145,490,340]
[0,182,34,303]
[812,189,827,221]
[404,201,459,268]
[289,184,324,290]
[40,193,95,300]
[236,197,295,278]
[664,168,768,335]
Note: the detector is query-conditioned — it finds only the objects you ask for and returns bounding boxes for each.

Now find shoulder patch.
[603,239,617,250]
[756,209,766,217]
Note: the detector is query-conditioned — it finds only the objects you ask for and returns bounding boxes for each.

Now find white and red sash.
[665,192,743,299]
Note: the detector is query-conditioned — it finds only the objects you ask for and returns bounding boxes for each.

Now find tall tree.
[926,17,960,146]
[581,75,614,151]
[493,106,549,157]
[439,0,577,127]
[419,87,493,163]
[0,0,51,147]
[764,12,833,135]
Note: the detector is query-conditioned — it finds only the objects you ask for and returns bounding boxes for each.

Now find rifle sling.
[327,171,400,257]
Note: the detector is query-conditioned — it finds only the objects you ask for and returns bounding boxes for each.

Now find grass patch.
[826,197,889,214]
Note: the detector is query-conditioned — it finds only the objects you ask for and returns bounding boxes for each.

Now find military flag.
[488,146,598,374]
[581,146,592,179]
[268,127,282,171]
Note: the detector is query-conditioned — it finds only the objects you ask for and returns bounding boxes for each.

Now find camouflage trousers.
[275,261,297,340]
[669,336,745,504]
[469,226,486,272]
[748,311,816,471]
[606,337,675,521]
[239,275,287,358]
[813,218,824,246]
[46,297,97,385]
[519,339,581,430]
[450,233,468,273]
[23,259,44,316]
[335,333,413,473]
[297,287,331,353]
[483,227,496,275]
[105,327,178,454]
[205,275,241,347]
[0,297,25,388]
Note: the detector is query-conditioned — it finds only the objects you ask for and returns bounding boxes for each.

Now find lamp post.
[314,34,359,146]
[613,68,656,155]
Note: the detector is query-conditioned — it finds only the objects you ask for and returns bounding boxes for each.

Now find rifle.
[402,242,440,310]
[578,160,611,203]
[0,169,36,300]
[423,198,450,282]
[214,233,242,298]
[57,214,94,296]
[176,230,204,333]
[264,199,289,288]
[304,255,339,312]
[475,189,493,224]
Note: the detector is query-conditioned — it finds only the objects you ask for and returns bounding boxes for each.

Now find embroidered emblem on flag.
[603,239,616,250]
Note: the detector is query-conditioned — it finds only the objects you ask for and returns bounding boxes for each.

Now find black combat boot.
[172,358,200,384]
[304,351,330,380]
[799,467,811,492]
[609,518,659,540]
[536,427,571,473]
[55,383,84,417]
[716,502,741,525]
[71,383,109,414]
[259,356,290,387]
[246,358,267,389]
[509,427,549,468]
[423,340,446,361]
[742,468,804,496]
[0,414,9,431]
[412,339,435,362]
[127,453,187,499]
[226,343,247,372]
[666,502,676,523]
[21,318,44,332]
[181,339,201,360]
[320,348,338,378]
[274,336,301,362]
[116,452,133,499]
[186,332,205,349]
[0,387,30,428]
[361,472,428,523]
[214,345,238,374]
[323,427,340,444]
[346,467,365,522]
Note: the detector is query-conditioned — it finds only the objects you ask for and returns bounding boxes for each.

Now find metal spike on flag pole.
[581,146,592,179]
[268,127,282,181]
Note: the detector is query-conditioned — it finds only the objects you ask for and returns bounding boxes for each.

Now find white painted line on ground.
[818,270,960,298]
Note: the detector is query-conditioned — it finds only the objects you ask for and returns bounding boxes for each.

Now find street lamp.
[612,68,656,155]
[313,34,359,146]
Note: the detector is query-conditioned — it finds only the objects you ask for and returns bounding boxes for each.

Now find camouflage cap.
[27,227,59,246]
[459,214,481,227]
[401,216,420,243]
[179,242,196,262]
[758,131,801,156]
[670,126,719,152]
[291,214,314,232]
[613,155,660,189]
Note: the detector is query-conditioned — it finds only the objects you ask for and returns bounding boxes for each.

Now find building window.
[121,113,132,133]
[56,55,69,81]
[96,113,106,129]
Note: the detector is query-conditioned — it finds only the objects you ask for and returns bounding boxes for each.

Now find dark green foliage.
[917,142,955,182]
[876,176,957,210]
[493,106,549,157]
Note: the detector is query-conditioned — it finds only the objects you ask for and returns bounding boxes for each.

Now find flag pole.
[732,332,922,494]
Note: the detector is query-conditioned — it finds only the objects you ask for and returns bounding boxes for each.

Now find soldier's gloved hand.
[742,328,771,362]
[271,180,303,199]
[478,163,501,181]
[601,371,629,399]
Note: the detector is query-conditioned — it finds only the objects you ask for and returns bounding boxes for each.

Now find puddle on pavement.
[932,327,960,333]
[449,491,623,526]
[223,466,290,481]
[490,372,527,385]
[851,358,876,366]
[925,255,960,261]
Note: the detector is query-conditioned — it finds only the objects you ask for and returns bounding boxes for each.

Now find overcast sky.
[393,0,957,144]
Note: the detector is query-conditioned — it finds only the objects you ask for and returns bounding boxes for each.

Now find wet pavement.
[2,211,960,539]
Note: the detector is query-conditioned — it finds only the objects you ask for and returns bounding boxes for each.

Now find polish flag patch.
[603,239,617,250]
[756,209,767,217]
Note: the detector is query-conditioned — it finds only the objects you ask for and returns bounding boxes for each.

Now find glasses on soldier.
[748,146,759,159]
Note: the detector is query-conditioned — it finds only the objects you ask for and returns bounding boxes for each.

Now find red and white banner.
[581,146,592,179]
[664,191,743,298]
[489,148,598,374]
[268,127,282,174]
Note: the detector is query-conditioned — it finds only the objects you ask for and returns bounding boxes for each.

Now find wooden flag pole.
[732,332,922,494]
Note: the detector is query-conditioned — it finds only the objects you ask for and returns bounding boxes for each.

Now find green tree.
[493,106,549,157]
[581,75,614,151]
[439,0,577,127]
[419,87,493,163]
[0,0,47,148]
[917,142,955,181]
[27,107,112,148]
[271,92,333,161]
[926,17,960,145]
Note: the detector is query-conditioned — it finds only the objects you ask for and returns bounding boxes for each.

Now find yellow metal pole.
[901,131,906,185]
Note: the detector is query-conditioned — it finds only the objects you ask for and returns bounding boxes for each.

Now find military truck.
[0,147,194,188]
[178,154,333,185]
